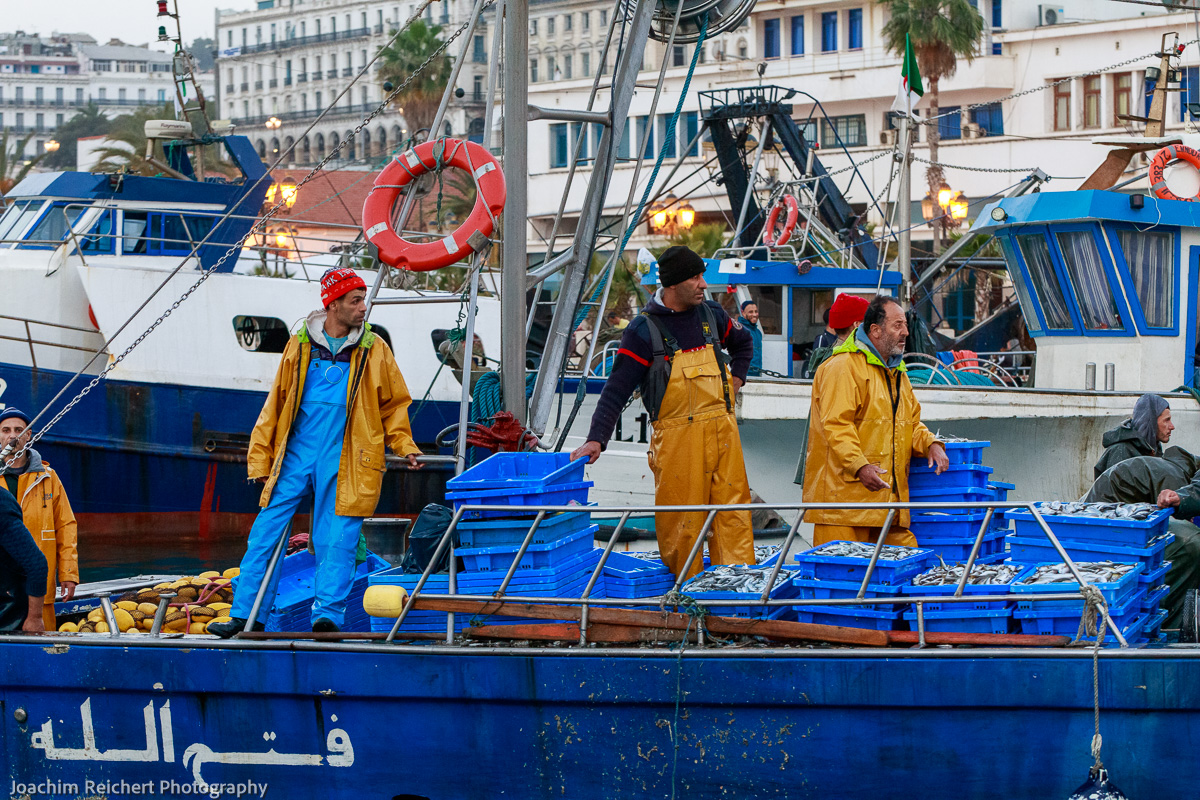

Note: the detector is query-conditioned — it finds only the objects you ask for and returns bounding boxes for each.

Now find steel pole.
[500,0,529,418]
[896,116,912,308]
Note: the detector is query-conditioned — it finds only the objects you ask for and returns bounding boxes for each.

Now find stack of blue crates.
[602,552,675,600]
[1005,503,1174,643]
[369,453,601,636]
[1009,562,1147,643]
[682,564,801,620]
[790,542,935,630]
[898,563,1030,634]
[908,440,1013,563]
[265,550,390,633]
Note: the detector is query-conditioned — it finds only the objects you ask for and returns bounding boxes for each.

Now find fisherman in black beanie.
[570,246,757,580]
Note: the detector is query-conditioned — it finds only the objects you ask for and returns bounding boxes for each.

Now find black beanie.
[657,245,706,287]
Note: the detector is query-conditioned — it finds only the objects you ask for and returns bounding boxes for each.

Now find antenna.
[155,0,214,136]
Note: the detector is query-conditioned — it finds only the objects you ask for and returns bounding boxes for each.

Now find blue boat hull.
[1,639,1196,798]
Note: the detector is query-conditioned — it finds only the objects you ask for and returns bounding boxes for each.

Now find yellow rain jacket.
[247,321,419,517]
[802,327,938,530]
[8,461,78,629]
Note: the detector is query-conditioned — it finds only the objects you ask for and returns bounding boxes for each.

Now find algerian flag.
[890,33,924,119]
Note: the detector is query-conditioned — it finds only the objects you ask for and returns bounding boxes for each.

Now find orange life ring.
[1149,144,1200,202]
[362,138,506,271]
[763,195,799,247]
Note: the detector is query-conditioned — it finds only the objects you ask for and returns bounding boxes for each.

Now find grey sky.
[4,1,255,48]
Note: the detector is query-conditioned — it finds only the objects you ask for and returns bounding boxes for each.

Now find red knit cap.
[320,268,367,307]
[828,293,870,329]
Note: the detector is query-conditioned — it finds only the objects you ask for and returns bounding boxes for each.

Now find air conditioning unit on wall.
[962,122,985,139]
[880,129,898,146]
[1038,5,1064,26]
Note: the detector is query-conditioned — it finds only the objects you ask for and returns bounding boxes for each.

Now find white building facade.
[215,0,490,169]
[514,0,1188,262]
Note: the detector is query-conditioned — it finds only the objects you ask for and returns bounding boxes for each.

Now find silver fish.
[912,562,1023,586]
[686,566,791,594]
[1040,501,1158,521]
[1020,561,1137,585]
[808,541,919,561]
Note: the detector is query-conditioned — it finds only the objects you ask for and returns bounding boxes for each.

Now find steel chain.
[3,5,487,467]
[911,155,1043,174]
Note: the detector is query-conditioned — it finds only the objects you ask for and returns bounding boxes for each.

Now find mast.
[501,0,529,418]
[896,115,912,308]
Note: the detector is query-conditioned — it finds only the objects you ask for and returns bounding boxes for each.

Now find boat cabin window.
[1114,229,1173,328]
[80,210,116,254]
[123,211,150,254]
[233,315,290,353]
[1015,234,1073,330]
[122,211,221,256]
[0,199,45,245]
[1054,231,1123,331]
[1000,239,1042,334]
[16,203,87,250]
[747,285,784,335]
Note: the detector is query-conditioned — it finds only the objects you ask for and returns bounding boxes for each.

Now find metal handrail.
[385,499,1132,648]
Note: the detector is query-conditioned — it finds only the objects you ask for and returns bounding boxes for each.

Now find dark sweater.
[586,295,754,447]
[0,485,46,598]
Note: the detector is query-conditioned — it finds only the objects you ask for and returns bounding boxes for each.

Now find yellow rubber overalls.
[647,342,755,580]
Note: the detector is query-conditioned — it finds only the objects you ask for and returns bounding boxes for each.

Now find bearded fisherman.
[210,268,423,637]
[803,295,948,546]
[571,246,756,580]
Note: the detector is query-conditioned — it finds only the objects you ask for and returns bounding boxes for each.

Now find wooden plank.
[887,630,1071,647]
[410,597,888,646]
[467,622,696,644]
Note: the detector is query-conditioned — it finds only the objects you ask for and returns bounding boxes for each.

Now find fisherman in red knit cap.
[803,293,870,378]
[211,268,422,637]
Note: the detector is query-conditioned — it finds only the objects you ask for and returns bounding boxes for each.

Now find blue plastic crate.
[990,481,1015,502]
[900,563,1031,610]
[907,485,995,507]
[601,552,675,599]
[448,480,593,519]
[456,508,594,548]
[793,605,904,631]
[793,542,935,585]
[902,607,1013,634]
[908,463,994,490]
[1007,505,1172,548]
[1013,588,1145,640]
[914,529,1008,562]
[266,551,389,633]
[1011,562,1144,610]
[1144,608,1169,641]
[1141,584,1169,614]
[682,566,800,618]
[370,547,603,592]
[939,440,990,465]
[446,452,587,491]
[792,576,909,601]
[1139,560,1171,587]
[457,525,597,572]
[1008,533,1173,572]
[910,511,991,539]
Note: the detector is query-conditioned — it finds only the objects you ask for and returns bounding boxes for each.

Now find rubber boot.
[207,618,266,639]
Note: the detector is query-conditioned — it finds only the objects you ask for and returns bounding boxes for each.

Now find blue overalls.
[230,341,365,627]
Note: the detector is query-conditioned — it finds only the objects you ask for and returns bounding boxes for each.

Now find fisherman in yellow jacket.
[210,268,422,637]
[803,296,948,546]
[0,408,78,629]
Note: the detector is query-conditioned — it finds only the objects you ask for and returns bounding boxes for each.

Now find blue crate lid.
[447,452,587,491]
[909,462,994,477]
[458,506,594,531]
[990,481,1016,491]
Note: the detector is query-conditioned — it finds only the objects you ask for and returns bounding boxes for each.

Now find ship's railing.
[0,313,106,368]
[368,500,1130,649]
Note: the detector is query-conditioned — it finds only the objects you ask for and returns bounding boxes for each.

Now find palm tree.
[376,20,454,138]
[879,0,984,214]
[43,103,110,170]
[0,129,48,195]
[665,222,728,258]
[92,105,176,175]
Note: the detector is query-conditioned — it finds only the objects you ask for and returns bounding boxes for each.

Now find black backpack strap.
[699,303,732,413]
[639,313,677,423]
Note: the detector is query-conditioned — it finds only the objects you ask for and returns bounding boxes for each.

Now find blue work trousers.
[231,352,364,627]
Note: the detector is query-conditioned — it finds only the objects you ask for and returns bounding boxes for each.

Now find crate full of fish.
[1008,532,1172,572]
[909,510,993,540]
[266,551,389,633]
[793,604,905,631]
[1013,588,1147,643]
[1009,562,1144,610]
[457,525,598,572]
[908,484,996,507]
[940,438,990,465]
[456,508,594,549]
[601,552,675,599]
[682,565,799,619]
[908,463,994,492]
[793,541,935,585]
[792,575,909,602]
[900,562,1029,611]
[902,607,1015,635]
[1006,502,1173,547]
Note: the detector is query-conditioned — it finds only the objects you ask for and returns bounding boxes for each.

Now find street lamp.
[264,175,299,212]
[43,140,60,153]
[265,116,282,130]
[647,193,697,237]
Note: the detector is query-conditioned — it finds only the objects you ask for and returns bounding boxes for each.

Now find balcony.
[230,101,386,126]
[269,78,278,88]
[255,80,264,90]
[297,73,307,83]
[225,27,373,57]
[284,77,292,86]
[225,84,234,93]
[326,69,337,79]
[373,24,384,33]
[342,66,353,77]
[241,82,249,91]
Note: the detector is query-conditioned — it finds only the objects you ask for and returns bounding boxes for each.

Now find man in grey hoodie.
[1093,394,1175,479]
